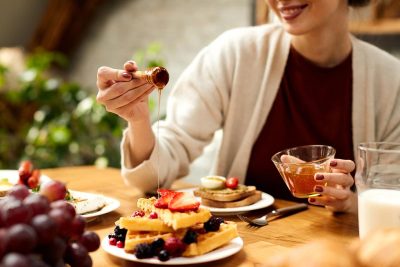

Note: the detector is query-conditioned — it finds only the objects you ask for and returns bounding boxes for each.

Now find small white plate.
[69,190,120,220]
[101,236,243,265]
[181,188,275,215]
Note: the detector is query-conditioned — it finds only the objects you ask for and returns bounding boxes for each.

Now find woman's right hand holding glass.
[96,60,155,123]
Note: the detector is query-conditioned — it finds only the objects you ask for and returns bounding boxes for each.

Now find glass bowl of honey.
[271,145,336,198]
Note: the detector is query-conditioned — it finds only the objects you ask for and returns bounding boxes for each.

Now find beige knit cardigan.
[120,24,400,192]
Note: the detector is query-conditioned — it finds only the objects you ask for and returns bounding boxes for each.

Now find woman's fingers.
[97,66,132,90]
[309,192,357,213]
[314,172,354,187]
[103,84,153,112]
[124,60,138,72]
[329,159,355,173]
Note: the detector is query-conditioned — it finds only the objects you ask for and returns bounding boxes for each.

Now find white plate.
[69,190,120,220]
[0,169,52,185]
[101,236,243,265]
[181,188,275,215]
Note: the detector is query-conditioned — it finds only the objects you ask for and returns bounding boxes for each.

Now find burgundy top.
[246,46,354,201]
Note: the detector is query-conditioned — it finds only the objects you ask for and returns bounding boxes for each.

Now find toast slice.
[193,185,257,202]
[200,190,262,208]
[137,197,211,230]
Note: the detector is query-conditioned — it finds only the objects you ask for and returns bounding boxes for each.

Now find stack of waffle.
[117,196,238,257]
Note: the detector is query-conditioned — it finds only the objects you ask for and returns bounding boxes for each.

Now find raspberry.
[116,241,124,248]
[149,212,158,219]
[132,210,145,217]
[158,249,170,261]
[109,237,117,246]
[135,243,153,259]
[164,237,186,256]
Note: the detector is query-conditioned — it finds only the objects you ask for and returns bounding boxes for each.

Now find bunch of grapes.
[0,182,100,267]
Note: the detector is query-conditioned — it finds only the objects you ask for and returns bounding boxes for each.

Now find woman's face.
[266,0,348,35]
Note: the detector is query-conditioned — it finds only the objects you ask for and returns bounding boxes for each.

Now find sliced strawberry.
[154,189,177,209]
[157,188,175,197]
[168,192,200,212]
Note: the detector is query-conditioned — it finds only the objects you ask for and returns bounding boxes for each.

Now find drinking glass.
[356,142,400,238]
[271,145,336,198]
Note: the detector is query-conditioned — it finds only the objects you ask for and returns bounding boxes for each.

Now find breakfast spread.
[107,189,239,261]
[194,176,262,208]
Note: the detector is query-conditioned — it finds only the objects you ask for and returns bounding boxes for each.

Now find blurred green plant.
[0,43,166,169]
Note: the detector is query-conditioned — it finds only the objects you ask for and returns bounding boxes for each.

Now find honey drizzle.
[156,88,162,198]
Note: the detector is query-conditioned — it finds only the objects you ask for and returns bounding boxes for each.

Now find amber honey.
[280,164,329,198]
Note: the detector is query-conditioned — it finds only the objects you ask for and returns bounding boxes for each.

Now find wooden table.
[42,166,359,267]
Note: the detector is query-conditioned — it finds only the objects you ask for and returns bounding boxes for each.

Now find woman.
[96,0,400,213]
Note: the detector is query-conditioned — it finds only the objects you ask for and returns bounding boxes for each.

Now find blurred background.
[0,0,399,182]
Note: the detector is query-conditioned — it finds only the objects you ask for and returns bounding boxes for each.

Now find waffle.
[137,197,212,230]
[183,222,238,257]
[124,231,173,252]
[118,216,174,233]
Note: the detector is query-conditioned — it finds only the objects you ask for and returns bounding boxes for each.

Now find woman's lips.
[278,4,308,21]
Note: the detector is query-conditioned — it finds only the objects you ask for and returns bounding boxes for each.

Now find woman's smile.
[277,3,309,21]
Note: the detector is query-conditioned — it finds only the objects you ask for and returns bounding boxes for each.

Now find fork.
[237,203,308,226]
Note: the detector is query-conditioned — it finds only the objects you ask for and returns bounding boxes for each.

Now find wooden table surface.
[42,166,359,267]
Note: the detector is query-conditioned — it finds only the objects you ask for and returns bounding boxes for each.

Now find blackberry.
[158,249,170,262]
[182,229,198,244]
[113,226,127,242]
[134,243,153,259]
[204,216,224,232]
[151,238,165,254]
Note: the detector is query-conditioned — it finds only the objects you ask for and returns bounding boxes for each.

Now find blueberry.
[151,238,165,254]
[158,249,170,261]
[204,216,224,232]
[183,230,198,244]
[135,243,153,259]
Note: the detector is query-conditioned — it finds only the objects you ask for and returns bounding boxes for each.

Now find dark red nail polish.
[127,60,135,65]
[122,72,132,79]
[309,198,316,203]
[315,174,324,180]
[330,160,337,167]
[315,186,323,192]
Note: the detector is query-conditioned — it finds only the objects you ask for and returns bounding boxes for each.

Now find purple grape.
[6,224,37,254]
[48,207,73,237]
[23,194,50,216]
[51,200,76,218]
[65,242,89,266]
[40,237,66,265]
[70,215,86,240]
[30,214,57,245]
[39,181,66,202]
[8,185,30,200]
[80,231,100,252]
[1,198,31,226]
[1,253,30,267]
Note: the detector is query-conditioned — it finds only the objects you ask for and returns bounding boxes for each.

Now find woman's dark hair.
[348,0,371,7]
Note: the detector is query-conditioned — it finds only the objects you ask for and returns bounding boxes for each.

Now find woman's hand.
[96,60,155,123]
[309,159,357,213]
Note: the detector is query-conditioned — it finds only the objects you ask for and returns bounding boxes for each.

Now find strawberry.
[168,192,200,212]
[154,189,177,209]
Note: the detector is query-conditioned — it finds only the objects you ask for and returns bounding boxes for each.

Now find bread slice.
[200,190,262,208]
[193,185,257,202]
